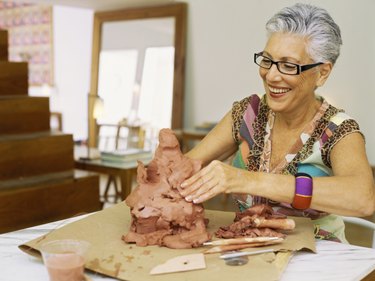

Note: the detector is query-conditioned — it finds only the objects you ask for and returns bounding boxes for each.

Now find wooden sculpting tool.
[203,238,284,254]
[203,236,281,246]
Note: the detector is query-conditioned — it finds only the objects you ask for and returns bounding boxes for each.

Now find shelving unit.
[0,29,101,233]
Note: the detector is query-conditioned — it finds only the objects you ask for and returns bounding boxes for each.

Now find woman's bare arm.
[185,111,238,166]
[181,132,375,217]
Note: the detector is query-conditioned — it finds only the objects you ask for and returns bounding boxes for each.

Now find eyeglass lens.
[255,54,299,75]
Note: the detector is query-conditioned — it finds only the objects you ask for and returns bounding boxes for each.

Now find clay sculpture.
[123,128,211,249]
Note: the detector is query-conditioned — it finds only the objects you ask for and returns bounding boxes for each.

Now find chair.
[115,121,144,150]
[50,112,63,131]
[342,167,375,248]
[96,123,121,202]
[97,124,118,152]
[342,216,375,248]
[180,129,207,153]
[97,121,145,203]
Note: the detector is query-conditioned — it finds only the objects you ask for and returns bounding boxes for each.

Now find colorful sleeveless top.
[231,94,363,242]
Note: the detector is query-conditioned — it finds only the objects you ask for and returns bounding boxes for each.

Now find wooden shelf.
[0,29,101,233]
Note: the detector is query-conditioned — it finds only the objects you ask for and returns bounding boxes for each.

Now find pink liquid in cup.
[45,252,85,281]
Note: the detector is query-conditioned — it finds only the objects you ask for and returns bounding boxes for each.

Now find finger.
[193,181,221,204]
[180,162,215,188]
[182,173,214,200]
[179,166,212,193]
[188,176,217,199]
[179,176,201,197]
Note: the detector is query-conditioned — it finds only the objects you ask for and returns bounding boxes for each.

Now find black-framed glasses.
[254,52,323,75]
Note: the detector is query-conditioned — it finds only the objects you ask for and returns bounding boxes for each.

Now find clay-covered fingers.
[191,180,220,203]
[186,176,219,203]
[179,160,235,203]
[179,171,213,199]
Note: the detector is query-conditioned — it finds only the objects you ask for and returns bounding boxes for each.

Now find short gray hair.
[266,3,342,65]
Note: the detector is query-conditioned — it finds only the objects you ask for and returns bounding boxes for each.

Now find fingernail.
[185,196,192,202]
[180,182,187,188]
[193,198,200,204]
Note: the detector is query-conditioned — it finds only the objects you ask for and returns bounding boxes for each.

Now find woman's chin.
[266,92,289,112]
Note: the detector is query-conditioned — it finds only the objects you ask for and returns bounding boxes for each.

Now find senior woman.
[180,3,375,242]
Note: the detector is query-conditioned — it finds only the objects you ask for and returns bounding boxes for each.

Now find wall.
[53,6,93,141]
[30,5,93,141]
[31,1,375,164]
[181,0,375,164]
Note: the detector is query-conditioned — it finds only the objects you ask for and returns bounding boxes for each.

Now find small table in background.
[174,129,209,152]
[74,146,152,202]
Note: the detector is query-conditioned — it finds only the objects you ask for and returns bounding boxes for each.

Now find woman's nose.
[266,64,282,81]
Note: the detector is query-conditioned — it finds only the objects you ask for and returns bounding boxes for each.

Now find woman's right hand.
[179,160,248,204]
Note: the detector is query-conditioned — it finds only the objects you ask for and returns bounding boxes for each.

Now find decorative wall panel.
[0,1,53,85]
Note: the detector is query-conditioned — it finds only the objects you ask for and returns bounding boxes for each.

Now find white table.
[1,216,375,281]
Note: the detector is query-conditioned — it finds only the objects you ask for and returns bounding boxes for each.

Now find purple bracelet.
[292,172,313,210]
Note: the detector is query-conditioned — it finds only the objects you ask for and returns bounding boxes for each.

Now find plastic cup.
[40,239,91,281]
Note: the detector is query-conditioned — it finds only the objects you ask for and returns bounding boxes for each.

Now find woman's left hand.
[179,160,245,203]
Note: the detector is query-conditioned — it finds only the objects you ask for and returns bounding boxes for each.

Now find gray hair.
[266,3,342,65]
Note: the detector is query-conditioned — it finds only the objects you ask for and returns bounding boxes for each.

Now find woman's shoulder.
[233,93,262,107]
[232,94,265,117]
[231,94,265,143]
[320,97,361,129]
[322,111,363,145]
[319,98,364,166]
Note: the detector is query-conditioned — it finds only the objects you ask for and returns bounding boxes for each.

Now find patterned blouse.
[231,94,363,242]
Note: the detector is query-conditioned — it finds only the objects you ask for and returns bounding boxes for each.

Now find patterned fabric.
[231,94,363,242]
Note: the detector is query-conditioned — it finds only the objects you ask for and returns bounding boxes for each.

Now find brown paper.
[20,202,316,281]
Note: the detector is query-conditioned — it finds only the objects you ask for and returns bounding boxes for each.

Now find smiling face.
[259,32,331,116]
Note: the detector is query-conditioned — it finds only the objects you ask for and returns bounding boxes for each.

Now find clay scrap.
[215,204,295,239]
[122,128,211,249]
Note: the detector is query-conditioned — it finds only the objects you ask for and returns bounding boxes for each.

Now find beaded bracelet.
[292,172,313,210]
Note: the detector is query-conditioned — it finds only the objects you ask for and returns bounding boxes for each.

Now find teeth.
[269,86,290,94]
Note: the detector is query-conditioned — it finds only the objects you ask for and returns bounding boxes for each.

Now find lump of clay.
[215,204,295,239]
[122,128,211,249]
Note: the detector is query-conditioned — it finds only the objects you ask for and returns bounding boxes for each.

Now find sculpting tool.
[220,248,275,259]
[203,238,283,254]
[203,236,281,246]
[150,253,206,275]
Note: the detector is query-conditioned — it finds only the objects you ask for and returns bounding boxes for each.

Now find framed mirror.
[89,3,187,150]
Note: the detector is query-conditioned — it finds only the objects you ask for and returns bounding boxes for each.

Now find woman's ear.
[316,62,333,87]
